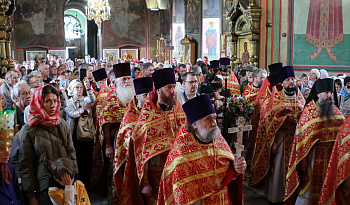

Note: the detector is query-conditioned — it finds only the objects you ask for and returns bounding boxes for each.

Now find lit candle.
[107,6,110,14]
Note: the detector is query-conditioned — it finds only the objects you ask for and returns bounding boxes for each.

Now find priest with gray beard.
[157,94,246,205]
[91,63,135,198]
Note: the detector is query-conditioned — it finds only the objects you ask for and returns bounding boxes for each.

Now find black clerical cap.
[267,72,280,87]
[277,66,295,83]
[133,77,153,95]
[268,63,283,74]
[92,68,108,82]
[219,57,230,66]
[209,60,219,68]
[152,68,176,89]
[182,94,216,124]
[305,78,338,108]
[113,63,131,78]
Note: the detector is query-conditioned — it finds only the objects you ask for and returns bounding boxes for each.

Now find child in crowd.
[48,158,90,205]
[0,135,23,204]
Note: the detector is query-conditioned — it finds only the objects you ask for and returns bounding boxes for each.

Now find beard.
[284,84,297,93]
[197,124,221,142]
[116,84,136,104]
[159,91,177,106]
[318,97,335,121]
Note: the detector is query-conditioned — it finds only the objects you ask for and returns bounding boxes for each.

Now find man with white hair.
[158,94,246,204]
[7,81,31,131]
[38,63,51,84]
[91,63,135,194]
[1,71,20,108]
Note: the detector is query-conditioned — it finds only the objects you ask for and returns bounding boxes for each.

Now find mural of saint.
[306,0,343,61]
[205,21,217,57]
[175,26,184,53]
[241,42,250,67]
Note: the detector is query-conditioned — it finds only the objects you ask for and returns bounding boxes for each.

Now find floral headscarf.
[27,85,61,127]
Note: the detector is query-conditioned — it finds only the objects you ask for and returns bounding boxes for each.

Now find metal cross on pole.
[228,117,252,159]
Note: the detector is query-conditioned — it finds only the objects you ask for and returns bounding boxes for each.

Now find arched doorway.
[64,9,88,59]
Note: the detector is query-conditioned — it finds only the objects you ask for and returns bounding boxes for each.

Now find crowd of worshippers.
[0,55,349,205]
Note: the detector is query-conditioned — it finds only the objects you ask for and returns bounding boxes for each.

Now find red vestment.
[284,100,345,204]
[249,88,305,187]
[112,97,140,197]
[157,126,243,205]
[123,91,187,204]
[223,73,240,96]
[90,89,127,191]
[318,116,350,205]
[243,82,260,104]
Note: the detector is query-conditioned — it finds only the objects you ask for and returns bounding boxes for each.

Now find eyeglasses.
[185,81,198,84]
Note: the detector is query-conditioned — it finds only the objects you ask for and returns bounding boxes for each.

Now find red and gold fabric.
[94,81,111,117]
[249,88,305,186]
[284,100,345,203]
[200,75,205,83]
[125,91,186,204]
[318,116,350,205]
[246,79,273,162]
[223,73,240,96]
[135,71,144,79]
[157,126,243,205]
[112,97,140,197]
[90,89,127,191]
[98,91,127,145]
[243,82,260,104]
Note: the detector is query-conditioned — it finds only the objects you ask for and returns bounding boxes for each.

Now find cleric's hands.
[234,156,247,174]
[105,147,114,158]
[141,183,153,197]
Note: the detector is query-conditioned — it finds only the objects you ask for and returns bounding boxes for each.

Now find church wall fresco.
[14,0,65,48]
[292,0,350,69]
[102,0,147,48]
[185,0,201,34]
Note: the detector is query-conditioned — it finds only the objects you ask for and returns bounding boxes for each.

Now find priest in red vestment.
[111,77,153,201]
[243,68,267,104]
[90,63,135,196]
[284,78,345,205]
[123,68,187,204]
[158,94,246,205]
[249,66,305,203]
[319,115,350,205]
[246,63,283,162]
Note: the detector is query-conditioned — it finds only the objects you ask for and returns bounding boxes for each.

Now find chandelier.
[85,0,111,26]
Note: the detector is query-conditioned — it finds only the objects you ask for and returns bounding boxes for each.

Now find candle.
[85,6,87,14]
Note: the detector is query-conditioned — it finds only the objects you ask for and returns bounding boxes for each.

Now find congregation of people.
[0,55,350,205]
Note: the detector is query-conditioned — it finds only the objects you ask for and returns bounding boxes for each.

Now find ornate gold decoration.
[85,0,111,26]
[226,0,262,67]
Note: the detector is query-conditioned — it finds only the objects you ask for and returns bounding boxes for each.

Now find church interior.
[0,0,349,205]
[2,0,347,76]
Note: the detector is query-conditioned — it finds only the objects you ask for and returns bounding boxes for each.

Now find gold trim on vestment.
[338,153,350,168]
[295,114,344,136]
[296,126,342,150]
[162,147,234,178]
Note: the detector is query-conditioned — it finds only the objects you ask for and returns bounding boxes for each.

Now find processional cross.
[228,117,252,159]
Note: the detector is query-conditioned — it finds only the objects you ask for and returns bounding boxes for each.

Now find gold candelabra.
[85,0,111,26]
